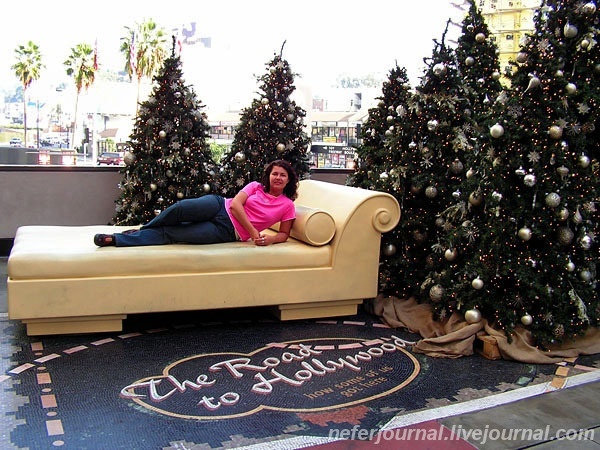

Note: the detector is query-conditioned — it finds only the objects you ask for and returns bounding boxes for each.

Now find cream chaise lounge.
[7,180,401,336]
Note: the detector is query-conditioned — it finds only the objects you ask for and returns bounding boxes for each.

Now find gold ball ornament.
[472,277,484,290]
[579,154,590,168]
[548,125,563,139]
[566,261,576,272]
[518,227,532,241]
[276,143,286,152]
[235,152,246,162]
[465,308,482,324]
[490,123,504,138]
[492,71,501,80]
[558,227,575,245]
[176,192,184,199]
[465,56,475,66]
[203,183,211,193]
[468,191,483,206]
[565,83,577,95]
[150,183,157,191]
[521,314,533,326]
[159,130,167,139]
[475,32,486,42]
[261,97,269,105]
[429,284,445,303]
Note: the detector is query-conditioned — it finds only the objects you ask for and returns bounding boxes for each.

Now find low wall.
[0,166,352,256]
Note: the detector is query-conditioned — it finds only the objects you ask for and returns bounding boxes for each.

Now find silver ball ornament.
[123,151,135,165]
[490,123,504,138]
[518,227,532,241]
[566,261,576,272]
[564,23,578,38]
[261,97,269,105]
[472,277,484,290]
[203,183,211,193]
[444,248,458,261]
[429,284,445,302]
[465,308,482,324]
[545,192,561,208]
[580,270,592,282]
[383,244,396,256]
[516,52,528,63]
[235,152,246,162]
[521,314,533,326]
[475,32,486,43]
[427,119,439,131]
[558,227,575,245]
[523,174,536,187]
[565,83,577,95]
[580,235,592,250]
[433,63,447,77]
[425,186,438,198]
[465,56,475,66]
[583,2,597,14]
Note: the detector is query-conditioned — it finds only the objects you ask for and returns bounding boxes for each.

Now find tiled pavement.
[1,256,599,449]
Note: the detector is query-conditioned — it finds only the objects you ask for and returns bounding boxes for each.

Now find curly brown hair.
[261,160,299,200]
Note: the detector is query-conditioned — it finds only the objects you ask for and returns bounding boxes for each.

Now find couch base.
[274,299,363,321]
[20,299,364,336]
[23,314,127,336]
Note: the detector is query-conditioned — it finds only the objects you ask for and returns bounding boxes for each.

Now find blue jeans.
[114,195,236,247]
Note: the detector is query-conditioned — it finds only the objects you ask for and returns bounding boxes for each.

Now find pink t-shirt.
[225,181,296,241]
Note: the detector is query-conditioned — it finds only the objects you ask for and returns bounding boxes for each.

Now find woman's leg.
[142,195,223,228]
[113,196,235,246]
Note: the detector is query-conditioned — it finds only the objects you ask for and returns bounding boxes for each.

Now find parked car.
[97,152,123,165]
[9,137,22,147]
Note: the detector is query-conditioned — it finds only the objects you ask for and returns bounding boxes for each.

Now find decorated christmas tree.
[112,38,217,226]
[218,43,311,198]
[381,24,474,301]
[431,0,599,345]
[347,64,416,295]
[454,0,504,118]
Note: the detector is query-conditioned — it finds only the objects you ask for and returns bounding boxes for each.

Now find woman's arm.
[262,219,295,245]
[228,191,261,241]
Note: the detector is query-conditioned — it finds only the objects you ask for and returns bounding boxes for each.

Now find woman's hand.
[254,233,269,246]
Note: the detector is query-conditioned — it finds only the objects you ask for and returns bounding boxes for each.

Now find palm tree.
[120,18,168,111]
[64,43,97,150]
[11,41,44,148]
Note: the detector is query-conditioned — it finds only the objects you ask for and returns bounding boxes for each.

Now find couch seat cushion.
[8,225,332,280]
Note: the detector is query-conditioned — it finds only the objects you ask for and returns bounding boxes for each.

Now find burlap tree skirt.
[368,296,600,364]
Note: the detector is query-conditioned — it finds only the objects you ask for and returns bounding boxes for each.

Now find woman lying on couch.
[94,159,298,248]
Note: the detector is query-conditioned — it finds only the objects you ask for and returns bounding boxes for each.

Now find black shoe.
[94,234,115,247]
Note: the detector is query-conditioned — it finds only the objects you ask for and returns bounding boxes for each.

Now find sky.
[1,0,467,112]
